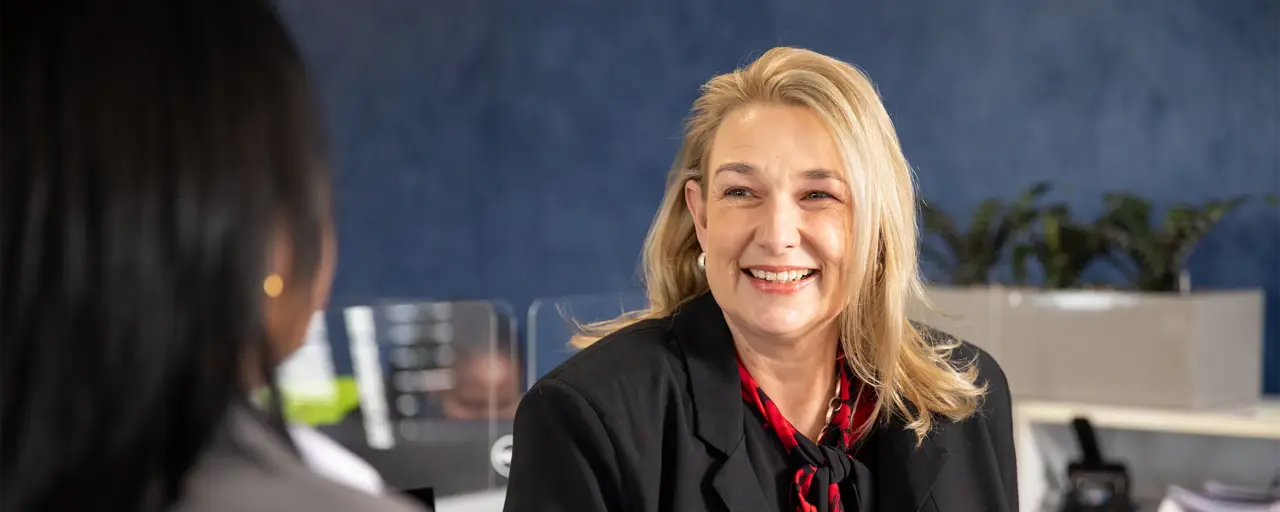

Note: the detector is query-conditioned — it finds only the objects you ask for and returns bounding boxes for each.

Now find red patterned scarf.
[738,355,874,512]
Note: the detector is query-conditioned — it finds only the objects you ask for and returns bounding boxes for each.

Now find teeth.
[748,269,814,283]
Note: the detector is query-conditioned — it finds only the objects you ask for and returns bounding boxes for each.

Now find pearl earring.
[697,252,706,270]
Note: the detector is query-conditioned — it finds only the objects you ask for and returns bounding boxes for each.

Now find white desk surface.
[1014,399,1280,440]
[434,488,506,512]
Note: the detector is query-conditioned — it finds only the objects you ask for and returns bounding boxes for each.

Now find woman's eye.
[803,191,834,201]
[724,187,752,198]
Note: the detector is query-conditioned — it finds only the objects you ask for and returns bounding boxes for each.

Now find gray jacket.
[174,406,425,512]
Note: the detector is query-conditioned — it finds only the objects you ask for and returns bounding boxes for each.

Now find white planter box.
[912,287,1265,409]
[910,286,1009,362]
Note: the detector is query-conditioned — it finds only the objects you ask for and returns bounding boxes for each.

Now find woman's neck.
[730,319,841,441]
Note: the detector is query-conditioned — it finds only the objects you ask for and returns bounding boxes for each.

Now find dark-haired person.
[0,1,424,511]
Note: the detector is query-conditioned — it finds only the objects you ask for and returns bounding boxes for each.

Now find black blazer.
[504,293,1017,512]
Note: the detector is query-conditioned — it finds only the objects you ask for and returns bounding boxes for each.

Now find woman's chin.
[735,304,818,339]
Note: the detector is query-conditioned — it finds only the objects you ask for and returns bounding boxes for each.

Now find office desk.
[1014,399,1280,511]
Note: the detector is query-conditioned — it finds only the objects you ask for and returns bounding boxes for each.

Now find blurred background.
[265,1,1279,511]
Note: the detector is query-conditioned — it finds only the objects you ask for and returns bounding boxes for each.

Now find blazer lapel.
[672,293,771,512]
[859,418,950,512]
[711,442,773,512]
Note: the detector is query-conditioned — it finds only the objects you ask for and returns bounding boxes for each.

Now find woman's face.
[685,103,850,342]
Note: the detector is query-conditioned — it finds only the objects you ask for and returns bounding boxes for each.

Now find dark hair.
[1,1,330,510]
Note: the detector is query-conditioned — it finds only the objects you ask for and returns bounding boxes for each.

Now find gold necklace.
[818,373,842,442]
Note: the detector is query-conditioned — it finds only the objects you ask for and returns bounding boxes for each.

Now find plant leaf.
[920,243,951,269]
[969,199,1003,256]
[1012,244,1033,285]
[920,202,963,257]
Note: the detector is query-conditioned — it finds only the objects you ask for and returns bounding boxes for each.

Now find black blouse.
[742,404,876,511]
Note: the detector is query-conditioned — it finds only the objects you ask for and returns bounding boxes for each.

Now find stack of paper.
[1155,480,1280,512]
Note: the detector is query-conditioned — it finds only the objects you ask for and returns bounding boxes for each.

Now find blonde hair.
[572,47,983,441]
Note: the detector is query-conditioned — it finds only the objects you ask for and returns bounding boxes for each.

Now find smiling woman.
[503,47,1017,512]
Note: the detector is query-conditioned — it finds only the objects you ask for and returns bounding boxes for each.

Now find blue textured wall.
[277,0,1280,393]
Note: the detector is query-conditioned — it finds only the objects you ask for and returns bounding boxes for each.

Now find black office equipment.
[1062,417,1135,512]
[402,487,435,511]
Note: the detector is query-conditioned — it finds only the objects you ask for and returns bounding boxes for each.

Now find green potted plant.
[1096,193,1248,292]
[911,183,1050,365]
[1011,203,1109,289]
[995,192,1264,409]
[919,182,1050,285]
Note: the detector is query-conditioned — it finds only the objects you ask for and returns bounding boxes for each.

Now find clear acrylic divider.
[525,291,647,390]
[277,299,520,499]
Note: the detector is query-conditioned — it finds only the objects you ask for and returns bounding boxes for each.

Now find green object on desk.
[280,376,362,426]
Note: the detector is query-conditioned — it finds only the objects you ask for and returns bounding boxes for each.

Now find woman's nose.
[755,198,801,254]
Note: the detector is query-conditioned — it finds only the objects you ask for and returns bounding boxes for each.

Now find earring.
[697,252,706,270]
[263,273,284,298]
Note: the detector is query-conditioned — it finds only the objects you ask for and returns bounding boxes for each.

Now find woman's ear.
[261,235,307,363]
[684,178,708,252]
